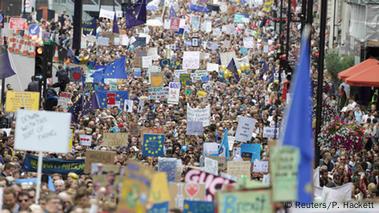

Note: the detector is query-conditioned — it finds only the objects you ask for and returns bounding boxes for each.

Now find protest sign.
[270,146,300,202]
[187,104,211,127]
[174,70,187,80]
[183,200,214,213]
[118,161,153,213]
[243,37,254,48]
[185,168,234,201]
[170,17,180,31]
[99,8,115,20]
[186,121,204,136]
[148,87,168,100]
[219,51,237,65]
[226,161,251,180]
[228,136,235,151]
[204,157,218,175]
[235,116,256,142]
[79,134,92,146]
[142,55,153,68]
[217,189,272,213]
[148,202,169,213]
[158,157,177,182]
[142,134,165,157]
[167,82,181,104]
[263,127,280,139]
[208,156,227,170]
[57,92,71,110]
[201,20,212,33]
[102,133,128,147]
[180,73,192,86]
[206,63,219,72]
[96,36,110,46]
[22,154,85,174]
[91,163,120,175]
[84,150,116,173]
[150,72,164,87]
[15,110,71,153]
[241,144,261,162]
[183,51,200,70]
[203,143,219,157]
[5,91,39,112]
[253,160,269,173]
[169,182,206,209]
[191,70,209,82]
[149,172,171,203]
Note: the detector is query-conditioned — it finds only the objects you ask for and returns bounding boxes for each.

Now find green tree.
[325,50,354,84]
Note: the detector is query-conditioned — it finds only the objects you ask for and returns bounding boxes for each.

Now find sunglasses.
[19,199,29,202]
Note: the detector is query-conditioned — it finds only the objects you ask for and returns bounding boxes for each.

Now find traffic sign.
[29,23,40,36]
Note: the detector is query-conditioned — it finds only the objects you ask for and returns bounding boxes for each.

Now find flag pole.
[314,0,328,167]
[285,0,291,59]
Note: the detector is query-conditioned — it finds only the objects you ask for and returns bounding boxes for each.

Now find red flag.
[107,93,116,105]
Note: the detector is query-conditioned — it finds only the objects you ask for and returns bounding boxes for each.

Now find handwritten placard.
[84,150,116,173]
[235,116,256,142]
[183,51,200,70]
[102,133,128,147]
[217,189,272,213]
[226,161,251,180]
[15,110,71,153]
[263,127,279,139]
[187,104,211,127]
[270,146,300,202]
[253,160,269,173]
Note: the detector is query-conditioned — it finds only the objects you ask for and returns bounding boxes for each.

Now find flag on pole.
[218,128,230,160]
[123,0,147,29]
[113,14,119,33]
[0,49,16,79]
[281,26,313,203]
[227,58,240,82]
[102,57,128,79]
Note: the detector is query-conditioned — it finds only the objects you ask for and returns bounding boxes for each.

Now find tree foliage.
[325,50,354,83]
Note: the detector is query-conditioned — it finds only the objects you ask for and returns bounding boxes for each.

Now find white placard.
[243,37,254,48]
[99,9,115,20]
[219,51,237,66]
[182,51,200,70]
[167,82,181,105]
[124,100,134,112]
[253,160,269,173]
[206,63,219,72]
[263,127,279,139]
[15,110,71,153]
[187,104,211,127]
[120,35,129,46]
[115,10,123,18]
[147,48,159,60]
[142,56,153,68]
[97,37,109,46]
[204,157,218,175]
[235,116,256,142]
[227,136,235,151]
[79,134,92,146]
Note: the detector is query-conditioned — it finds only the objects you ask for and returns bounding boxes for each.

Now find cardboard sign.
[187,104,211,127]
[84,150,116,173]
[149,172,171,203]
[15,110,71,153]
[5,91,39,112]
[182,51,200,70]
[253,160,269,173]
[142,134,165,157]
[150,72,164,87]
[102,133,128,147]
[169,183,206,209]
[79,134,92,146]
[183,200,214,213]
[270,146,300,202]
[226,161,251,180]
[217,189,273,213]
[204,157,218,175]
[235,116,256,142]
[185,168,234,201]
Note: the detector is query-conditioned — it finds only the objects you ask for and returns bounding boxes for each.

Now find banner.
[185,168,235,201]
[167,82,181,104]
[5,91,39,112]
[148,87,168,100]
[187,104,211,127]
[22,154,85,174]
[142,134,165,157]
[235,116,256,142]
[217,189,273,213]
[15,110,71,153]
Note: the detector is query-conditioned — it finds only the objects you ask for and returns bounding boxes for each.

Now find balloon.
[237,69,242,75]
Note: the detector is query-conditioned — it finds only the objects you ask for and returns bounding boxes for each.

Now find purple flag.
[113,14,119,33]
[122,0,147,29]
[0,50,16,79]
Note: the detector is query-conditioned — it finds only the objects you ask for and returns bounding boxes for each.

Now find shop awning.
[338,58,379,80]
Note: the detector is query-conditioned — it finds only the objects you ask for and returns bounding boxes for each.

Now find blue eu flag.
[281,26,313,203]
[95,90,129,109]
[218,128,230,160]
[102,57,128,79]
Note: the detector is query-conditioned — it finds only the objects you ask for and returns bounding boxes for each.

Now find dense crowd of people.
[0,0,378,212]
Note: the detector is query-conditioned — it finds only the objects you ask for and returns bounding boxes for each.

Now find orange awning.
[338,58,379,80]
[345,64,379,87]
